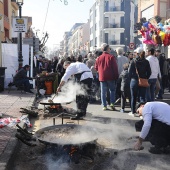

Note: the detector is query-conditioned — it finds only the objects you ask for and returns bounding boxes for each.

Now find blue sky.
[22,0,95,50]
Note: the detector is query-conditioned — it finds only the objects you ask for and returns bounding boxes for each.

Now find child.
[119,63,131,113]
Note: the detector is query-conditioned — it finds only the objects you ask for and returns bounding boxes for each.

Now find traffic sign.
[129,43,134,49]
[13,17,27,32]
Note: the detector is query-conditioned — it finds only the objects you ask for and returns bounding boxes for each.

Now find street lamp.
[16,0,24,69]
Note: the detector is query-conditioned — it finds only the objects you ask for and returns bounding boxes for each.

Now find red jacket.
[95,52,118,81]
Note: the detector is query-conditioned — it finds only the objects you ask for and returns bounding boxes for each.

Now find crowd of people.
[13,43,170,154]
[32,44,170,116]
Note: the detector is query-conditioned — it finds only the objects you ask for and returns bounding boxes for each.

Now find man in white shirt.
[146,48,161,101]
[134,102,170,154]
[57,60,93,120]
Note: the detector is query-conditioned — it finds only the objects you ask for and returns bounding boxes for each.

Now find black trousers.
[76,78,93,115]
[135,119,170,148]
[121,91,131,109]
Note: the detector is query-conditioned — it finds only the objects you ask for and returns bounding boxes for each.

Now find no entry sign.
[129,43,134,49]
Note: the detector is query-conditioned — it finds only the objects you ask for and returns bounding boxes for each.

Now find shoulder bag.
[134,61,149,87]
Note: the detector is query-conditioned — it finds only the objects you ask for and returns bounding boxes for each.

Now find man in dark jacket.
[95,43,118,111]
[13,65,33,93]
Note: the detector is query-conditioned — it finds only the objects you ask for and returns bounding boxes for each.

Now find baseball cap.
[134,47,144,53]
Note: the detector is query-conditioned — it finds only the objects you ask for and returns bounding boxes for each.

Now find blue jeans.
[138,86,147,103]
[130,79,138,113]
[158,79,163,98]
[146,78,157,102]
[100,80,116,107]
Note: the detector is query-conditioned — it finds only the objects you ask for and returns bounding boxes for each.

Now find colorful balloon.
[159,31,166,41]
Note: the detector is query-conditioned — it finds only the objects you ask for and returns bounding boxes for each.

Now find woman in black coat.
[128,51,151,116]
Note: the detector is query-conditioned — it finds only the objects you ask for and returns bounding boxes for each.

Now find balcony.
[110,40,120,45]
[105,6,120,12]
[104,6,125,14]
[104,23,120,29]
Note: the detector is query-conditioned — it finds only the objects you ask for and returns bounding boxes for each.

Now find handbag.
[138,77,149,87]
[134,61,149,87]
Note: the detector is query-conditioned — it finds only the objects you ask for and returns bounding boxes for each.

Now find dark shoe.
[70,115,83,120]
[148,147,162,154]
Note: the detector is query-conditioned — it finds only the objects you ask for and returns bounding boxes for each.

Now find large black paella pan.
[34,124,98,146]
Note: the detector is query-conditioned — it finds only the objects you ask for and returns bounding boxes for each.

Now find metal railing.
[105,6,121,12]
[104,23,120,28]
[110,40,120,45]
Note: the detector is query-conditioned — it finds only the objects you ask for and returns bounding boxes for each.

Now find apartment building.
[63,23,84,57]
[138,0,170,21]
[90,0,125,51]
[69,21,90,56]
[0,0,18,42]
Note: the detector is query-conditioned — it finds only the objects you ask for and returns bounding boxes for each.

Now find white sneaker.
[128,112,135,117]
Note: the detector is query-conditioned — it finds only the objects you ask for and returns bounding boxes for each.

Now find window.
[90,40,93,47]
[90,27,93,34]
[95,24,97,30]
[95,37,97,45]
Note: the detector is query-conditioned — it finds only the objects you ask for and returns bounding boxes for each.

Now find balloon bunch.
[134,16,170,46]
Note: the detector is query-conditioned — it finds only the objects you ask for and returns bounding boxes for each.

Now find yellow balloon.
[159,31,165,41]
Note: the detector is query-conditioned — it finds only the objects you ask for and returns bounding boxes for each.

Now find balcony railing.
[110,40,120,45]
[104,23,120,29]
[105,6,121,12]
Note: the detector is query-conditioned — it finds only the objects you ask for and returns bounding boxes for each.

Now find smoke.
[49,80,85,103]
[46,157,71,170]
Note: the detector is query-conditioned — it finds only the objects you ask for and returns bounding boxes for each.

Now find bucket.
[45,81,53,95]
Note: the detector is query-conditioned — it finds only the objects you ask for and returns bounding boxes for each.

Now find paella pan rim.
[34,124,98,145]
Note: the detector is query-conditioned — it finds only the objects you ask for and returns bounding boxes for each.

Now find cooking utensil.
[48,94,57,103]
[34,124,98,146]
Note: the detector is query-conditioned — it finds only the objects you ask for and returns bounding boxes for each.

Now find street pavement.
[34,90,170,170]
[1,89,170,170]
[0,90,35,170]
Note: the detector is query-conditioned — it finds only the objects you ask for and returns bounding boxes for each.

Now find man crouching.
[134,101,170,154]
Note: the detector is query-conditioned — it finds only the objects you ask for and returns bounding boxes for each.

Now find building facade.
[138,0,170,20]
[89,0,125,51]
[0,0,18,42]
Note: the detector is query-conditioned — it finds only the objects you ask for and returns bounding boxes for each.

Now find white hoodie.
[146,55,161,79]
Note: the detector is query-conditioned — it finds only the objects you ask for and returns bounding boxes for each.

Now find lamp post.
[16,0,24,69]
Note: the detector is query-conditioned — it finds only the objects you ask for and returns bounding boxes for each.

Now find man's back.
[143,102,170,126]
[13,68,27,82]
[146,55,160,79]
[95,52,118,81]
